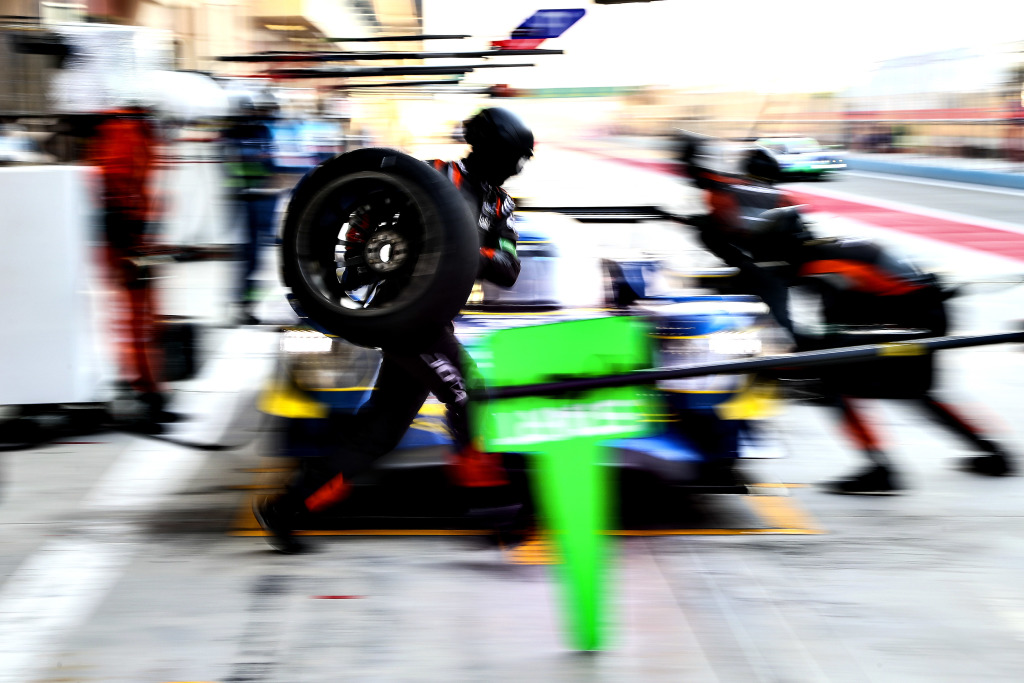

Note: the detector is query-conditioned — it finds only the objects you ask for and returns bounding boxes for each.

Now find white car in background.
[755,136,846,180]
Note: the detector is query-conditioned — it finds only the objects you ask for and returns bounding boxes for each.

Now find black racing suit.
[285,158,522,515]
[691,167,799,332]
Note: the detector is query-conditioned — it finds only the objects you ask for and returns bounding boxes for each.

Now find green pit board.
[467,314,655,651]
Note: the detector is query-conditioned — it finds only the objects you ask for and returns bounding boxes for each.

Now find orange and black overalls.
[748,232,1003,467]
[431,158,521,287]
[690,165,1008,467]
[88,110,162,396]
[789,237,1007,465]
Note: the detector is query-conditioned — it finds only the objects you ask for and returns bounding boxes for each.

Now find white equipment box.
[0,165,107,405]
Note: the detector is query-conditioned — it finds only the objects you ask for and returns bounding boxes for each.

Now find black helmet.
[464,107,534,157]
[677,136,700,167]
[745,148,783,184]
[462,107,534,185]
[743,206,814,261]
[674,132,717,189]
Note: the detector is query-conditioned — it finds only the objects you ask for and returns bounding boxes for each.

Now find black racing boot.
[824,464,902,495]
[252,495,306,554]
[473,504,532,549]
[138,392,180,425]
[234,301,261,326]
[464,486,532,549]
[960,452,1014,477]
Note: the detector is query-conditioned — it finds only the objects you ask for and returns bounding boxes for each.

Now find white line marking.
[82,442,206,510]
[794,182,1024,236]
[0,539,133,683]
[0,326,278,681]
[846,170,1024,198]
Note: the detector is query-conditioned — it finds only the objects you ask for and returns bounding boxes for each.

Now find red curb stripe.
[312,595,364,599]
[559,144,1024,263]
[785,190,1024,263]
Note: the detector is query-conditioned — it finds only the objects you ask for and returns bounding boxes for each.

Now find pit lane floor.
[6,394,1024,682]
[4,144,1024,681]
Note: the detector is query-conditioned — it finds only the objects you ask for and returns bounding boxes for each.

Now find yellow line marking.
[652,334,705,340]
[504,532,555,564]
[234,528,823,540]
[306,386,375,392]
[235,465,821,539]
[744,495,821,532]
[505,524,822,563]
[232,529,489,537]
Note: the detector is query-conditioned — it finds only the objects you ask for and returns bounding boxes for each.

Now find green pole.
[530,436,613,651]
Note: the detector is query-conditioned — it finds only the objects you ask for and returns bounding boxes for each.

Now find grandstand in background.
[665,41,1024,160]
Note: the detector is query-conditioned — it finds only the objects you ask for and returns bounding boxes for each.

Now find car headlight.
[706,329,763,356]
[280,329,333,354]
[655,328,764,394]
[280,328,380,391]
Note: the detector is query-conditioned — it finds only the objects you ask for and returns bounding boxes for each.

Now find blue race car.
[261,207,787,525]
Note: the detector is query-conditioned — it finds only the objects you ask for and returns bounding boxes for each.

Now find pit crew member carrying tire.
[255,108,533,552]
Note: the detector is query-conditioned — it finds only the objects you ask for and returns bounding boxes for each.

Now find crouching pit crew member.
[681,143,1015,494]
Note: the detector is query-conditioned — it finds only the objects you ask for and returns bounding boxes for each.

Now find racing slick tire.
[281,148,479,349]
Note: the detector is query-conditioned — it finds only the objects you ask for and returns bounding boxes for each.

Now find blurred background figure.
[681,138,800,333]
[682,140,1016,493]
[221,89,282,326]
[86,104,176,432]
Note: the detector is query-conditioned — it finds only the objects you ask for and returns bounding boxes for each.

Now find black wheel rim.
[292,171,435,316]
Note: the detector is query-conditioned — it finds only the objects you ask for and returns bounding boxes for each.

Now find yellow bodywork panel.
[259,384,449,422]
[258,381,329,419]
[714,380,781,421]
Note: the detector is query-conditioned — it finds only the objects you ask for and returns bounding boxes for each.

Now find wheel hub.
[363,229,407,273]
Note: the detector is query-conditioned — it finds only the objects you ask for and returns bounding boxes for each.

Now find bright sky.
[423,0,1024,92]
